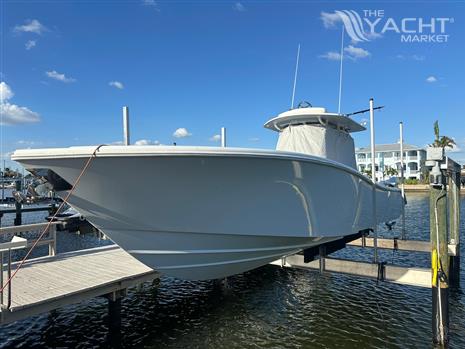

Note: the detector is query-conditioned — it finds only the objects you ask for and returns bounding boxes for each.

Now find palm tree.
[362,168,372,178]
[431,120,456,149]
[384,167,398,177]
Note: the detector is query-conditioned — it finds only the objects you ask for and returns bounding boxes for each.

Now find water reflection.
[0,193,464,348]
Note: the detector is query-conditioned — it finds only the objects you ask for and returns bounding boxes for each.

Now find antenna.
[291,44,301,109]
[337,25,345,114]
[345,105,384,117]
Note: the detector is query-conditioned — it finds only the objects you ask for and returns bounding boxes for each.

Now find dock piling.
[14,180,22,226]
[369,98,378,263]
[448,167,461,287]
[400,122,406,240]
[428,148,449,345]
[319,245,326,273]
[107,290,124,348]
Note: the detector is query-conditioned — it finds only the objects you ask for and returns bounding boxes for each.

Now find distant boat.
[1,182,16,189]
[12,106,403,280]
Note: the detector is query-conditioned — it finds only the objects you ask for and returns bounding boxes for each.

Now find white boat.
[12,107,403,280]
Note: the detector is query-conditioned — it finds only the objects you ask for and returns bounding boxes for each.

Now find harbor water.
[0,192,464,348]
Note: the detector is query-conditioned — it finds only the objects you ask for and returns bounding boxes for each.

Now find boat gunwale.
[12,146,400,193]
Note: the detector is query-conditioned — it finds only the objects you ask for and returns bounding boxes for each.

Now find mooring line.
[0,144,105,294]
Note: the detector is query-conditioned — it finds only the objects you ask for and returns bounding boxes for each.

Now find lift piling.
[13,181,22,226]
[448,168,461,287]
[430,175,449,345]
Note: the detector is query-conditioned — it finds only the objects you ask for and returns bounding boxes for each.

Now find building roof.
[355,143,424,153]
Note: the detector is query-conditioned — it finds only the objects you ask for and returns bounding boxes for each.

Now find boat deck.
[0,245,159,324]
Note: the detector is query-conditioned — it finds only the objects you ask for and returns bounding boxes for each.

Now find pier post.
[369,98,378,262]
[14,180,22,226]
[430,162,449,345]
[448,169,461,287]
[221,127,226,147]
[123,106,130,146]
[107,290,124,348]
[319,245,326,273]
[399,122,406,240]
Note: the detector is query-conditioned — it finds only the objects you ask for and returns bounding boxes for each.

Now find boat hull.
[106,228,337,280]
[12,146,403,280]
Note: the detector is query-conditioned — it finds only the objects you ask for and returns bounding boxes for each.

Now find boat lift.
[0,102,460,346]
[270,146,461,347]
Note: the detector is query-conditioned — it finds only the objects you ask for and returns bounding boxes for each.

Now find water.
[0,193,464,348]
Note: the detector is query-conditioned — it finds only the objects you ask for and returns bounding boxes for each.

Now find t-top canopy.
[264,107,366,133]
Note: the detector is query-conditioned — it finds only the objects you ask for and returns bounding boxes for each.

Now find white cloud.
[25,40,36,50]
[233,2,246,12]
[14,19,47,35]
[446,144,461,153]
[412,54,425,61]
[110,141,124,145]
[344,45,370,59]
[320,11,341,29]
[320,46,370,61]
[319,51,342,61]
[46,70,76,83]
[0,81,14,100]
[1,103,40,125]
[445,138,462,153]
[17,140,38,145]
[396,54,425,61]
[109,81,124,89]
[426,76,437,83]
[363,32,382,40]
[445,139,465,164]
[209,134,221,142]
[0,82,41,125]
[173,128,192,138]
[142,0,160,11]
[134,139,160,145]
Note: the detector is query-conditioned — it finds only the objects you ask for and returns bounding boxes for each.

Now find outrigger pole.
[291,44,301,109]
[337,25,345,114]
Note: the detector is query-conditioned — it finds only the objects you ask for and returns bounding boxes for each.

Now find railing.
[0,222,58,309]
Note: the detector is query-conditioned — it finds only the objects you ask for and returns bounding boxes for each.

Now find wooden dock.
[0,245,159,324]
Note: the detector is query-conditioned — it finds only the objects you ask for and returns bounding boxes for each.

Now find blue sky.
[1,0,465,170]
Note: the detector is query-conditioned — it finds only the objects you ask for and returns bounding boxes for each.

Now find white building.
[355,143,427,181]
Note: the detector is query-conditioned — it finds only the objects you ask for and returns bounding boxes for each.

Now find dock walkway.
[0,245,159,324]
